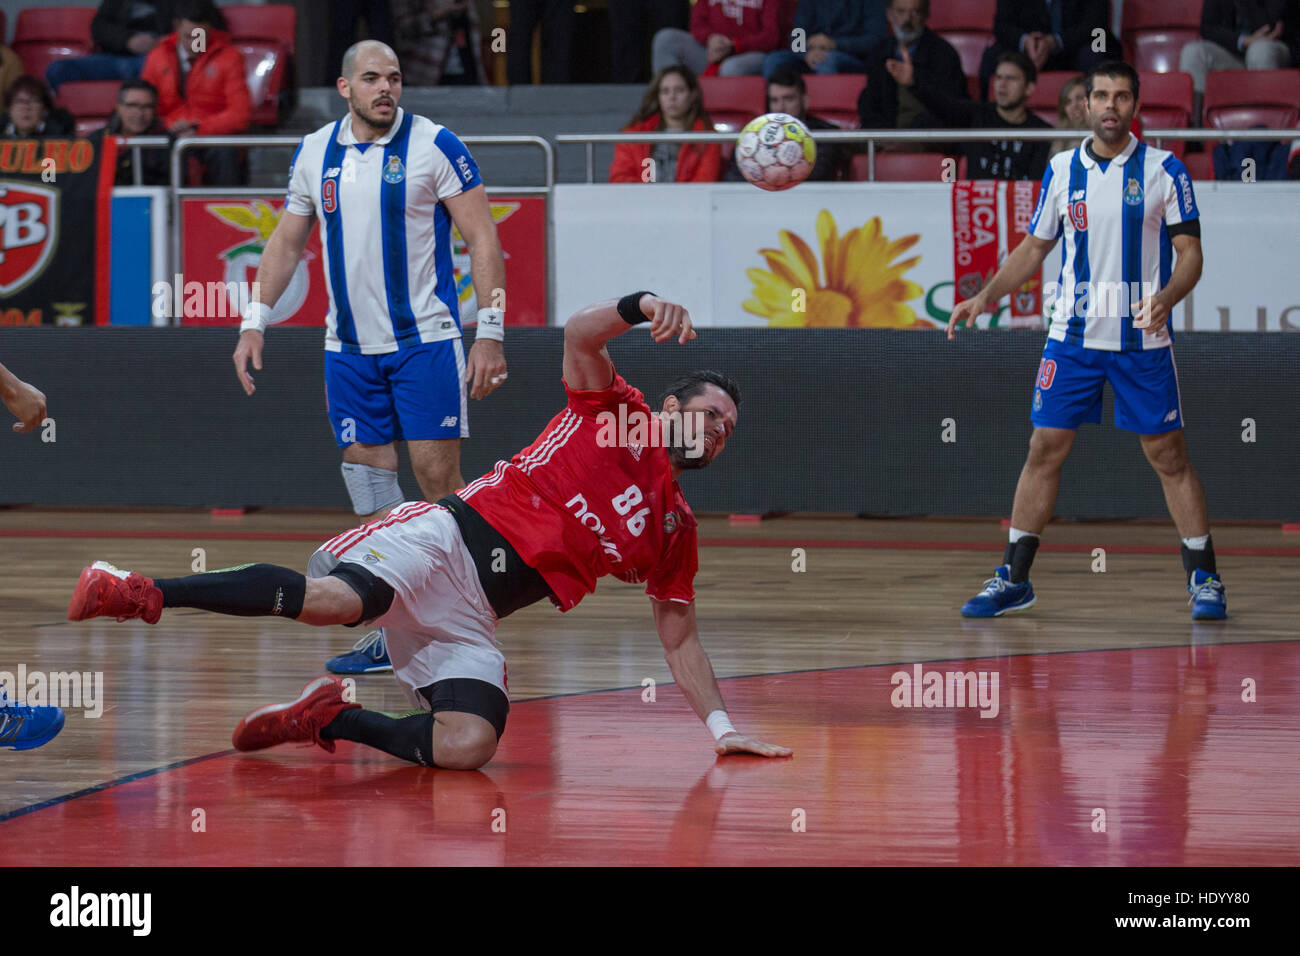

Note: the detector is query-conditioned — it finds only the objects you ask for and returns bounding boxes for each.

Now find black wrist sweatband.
[618,291,656,325]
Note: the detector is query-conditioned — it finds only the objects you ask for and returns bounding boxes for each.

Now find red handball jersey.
[458,370,699,612]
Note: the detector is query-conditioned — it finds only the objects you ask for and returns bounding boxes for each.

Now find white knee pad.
[341,463,405,515]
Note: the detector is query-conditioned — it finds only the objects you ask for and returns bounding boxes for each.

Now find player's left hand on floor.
[714,732,793,758]
[466,339,507,400]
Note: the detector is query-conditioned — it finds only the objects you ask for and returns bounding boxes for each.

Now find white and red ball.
[735,112,816,191]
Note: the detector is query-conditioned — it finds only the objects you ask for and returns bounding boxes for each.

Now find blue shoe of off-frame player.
[961,565,1037,618]
[0,686,66,750]
[1188,569,1227,620]
[325,629,393,674]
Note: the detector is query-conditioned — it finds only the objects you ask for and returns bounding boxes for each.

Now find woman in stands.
[0,75,75,138]
[1049,75,1088,157]
[609,65,721,183]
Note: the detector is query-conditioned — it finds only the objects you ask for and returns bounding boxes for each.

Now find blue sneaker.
[1188,570,1227,620]
[326,629,392,674]
[0,687,66,751]
[961,565,1036,618]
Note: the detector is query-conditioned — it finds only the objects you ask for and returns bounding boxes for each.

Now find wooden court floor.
[1,509,1297,865]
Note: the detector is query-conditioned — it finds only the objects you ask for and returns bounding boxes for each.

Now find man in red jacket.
[142,0,252,185]
[652,0,784,77]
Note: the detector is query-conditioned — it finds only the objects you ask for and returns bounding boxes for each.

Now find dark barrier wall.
[0,328,1295,520]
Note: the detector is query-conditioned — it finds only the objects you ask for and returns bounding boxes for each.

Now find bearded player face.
[339,42,402,133]
[662,384,738,472]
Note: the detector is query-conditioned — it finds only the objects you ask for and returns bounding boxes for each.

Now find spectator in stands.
[1,76,76,138]
[1,45,22,100]
[610,0,690,84]
[95,78,170,185]
[652,0,783,77]
[1049,74,1087,155]
[979,0,1117,101]
[508,0,576,84]
[724,68,847,181]
[1180,1,1299,122]
[142,0,251,186]
[328,1,396,86]
[763,0,888,77]
[890,51,1052,180]
[46,1,213,93]
[390,0,488,85]
[609,65,722,183]
[857,0,966,133]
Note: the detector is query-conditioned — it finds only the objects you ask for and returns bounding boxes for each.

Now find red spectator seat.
[930,0,996,99]
[699,75,765,132]
[224,4,297,128]
[850,152,955,182]
[1203,68,1300,153]
[57,80,121,136]
[1027,71,1082,125]
[804,74,865,129]
[1137,70,1193,156]
[1182,151,1213,179]
[12,7,96,80]
[1122,0,1199,74]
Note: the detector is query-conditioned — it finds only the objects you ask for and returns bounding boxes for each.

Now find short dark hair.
[5,75,53,112]
[658,370,742,411]
[118,79,158,103]
[994,51,1037,85]
[174,0,219,24]
[767,68,806,96]
[889,0,930,13]
[1085,60,1139,100]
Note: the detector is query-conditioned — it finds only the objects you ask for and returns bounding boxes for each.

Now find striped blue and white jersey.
[286,108,483,354]
[1029,134,1199,351]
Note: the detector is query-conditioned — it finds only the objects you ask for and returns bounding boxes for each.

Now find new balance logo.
[324,167,341,178]
[1070,189,1085,200]
[441,416,458,427]
[1164,409,1179,423]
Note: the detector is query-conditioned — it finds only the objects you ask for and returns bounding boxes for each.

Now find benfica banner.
[179,195,547,326]
[0,137,117,326]
[951,179,1042,329]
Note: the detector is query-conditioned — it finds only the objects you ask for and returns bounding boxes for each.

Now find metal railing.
[556,128,1298,183]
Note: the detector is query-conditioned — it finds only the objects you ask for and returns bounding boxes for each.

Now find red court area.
[2,641,1296,866]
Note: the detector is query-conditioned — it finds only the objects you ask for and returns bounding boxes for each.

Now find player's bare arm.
[563,294,696,391]
[947,233,1058,340]
[652,597,792,758]
[232,210,316,395]
[443,183,507,401]
[0,361,47,433]
[1134,234,1202,333]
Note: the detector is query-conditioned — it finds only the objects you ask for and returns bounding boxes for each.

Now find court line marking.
[2,637,1295,827]
[2,527,1298,557]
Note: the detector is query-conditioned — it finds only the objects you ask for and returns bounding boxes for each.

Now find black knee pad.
[418,678,510,741]
[327,562,396,626]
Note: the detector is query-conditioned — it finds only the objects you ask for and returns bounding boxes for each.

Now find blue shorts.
[323,339,467,448]
[1030,338,1184,434]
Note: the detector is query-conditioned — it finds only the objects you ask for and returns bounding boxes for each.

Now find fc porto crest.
[1123,176,1143,206]
[1033,389,1043,412]
[663,512,678,534]
[383,155,405,184]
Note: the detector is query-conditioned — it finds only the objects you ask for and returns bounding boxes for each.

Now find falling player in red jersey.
[67,293,792,769]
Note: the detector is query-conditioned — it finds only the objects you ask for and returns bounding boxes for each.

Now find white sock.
[1182,534,1209,550]
[1009,527,1038,543]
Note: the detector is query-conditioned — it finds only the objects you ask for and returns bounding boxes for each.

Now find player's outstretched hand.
[4,378,46,433]
[645,296,696,345]
[466,338,507,400]
[715,732,793,758]
[946,294,987,341]
[233,330,264,396]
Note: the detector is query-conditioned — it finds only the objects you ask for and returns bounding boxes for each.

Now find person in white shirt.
[232,40,508,673]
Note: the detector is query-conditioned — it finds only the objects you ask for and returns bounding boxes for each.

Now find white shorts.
[308,502,506,709]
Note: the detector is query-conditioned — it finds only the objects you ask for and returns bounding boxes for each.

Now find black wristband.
[618,291,656,325]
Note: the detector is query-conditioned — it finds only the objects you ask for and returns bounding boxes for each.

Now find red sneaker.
[232,676,360,753]
[67,561,163,624]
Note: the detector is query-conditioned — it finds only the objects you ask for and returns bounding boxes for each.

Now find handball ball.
[735,112,816,191]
